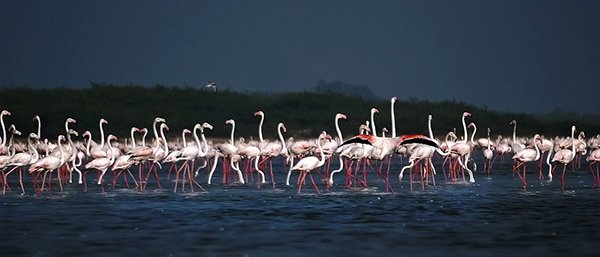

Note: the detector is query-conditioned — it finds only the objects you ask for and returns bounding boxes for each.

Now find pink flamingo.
[483,128,494,175]
[551,126,577,191]
[172,123,208,192]
[586,148,600,187]
[0,110,12,155]
[85,134,118,186]
[29,135,66,193]
[399,115,449,190]
[3,133,39,194]
[512,134,542,189]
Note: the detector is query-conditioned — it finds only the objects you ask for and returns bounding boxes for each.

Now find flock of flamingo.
[1,97,599,195]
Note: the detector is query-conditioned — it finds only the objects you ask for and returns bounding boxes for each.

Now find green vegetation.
[1,84,598,141]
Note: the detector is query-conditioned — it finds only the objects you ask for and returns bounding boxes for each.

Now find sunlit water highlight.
[2,158,599,256]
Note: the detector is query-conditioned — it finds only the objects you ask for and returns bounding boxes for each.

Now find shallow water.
[2,157,600,257]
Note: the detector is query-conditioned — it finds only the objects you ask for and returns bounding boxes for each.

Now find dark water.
[2,157,600,257]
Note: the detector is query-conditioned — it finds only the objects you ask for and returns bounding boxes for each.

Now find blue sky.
[1,0,599,114]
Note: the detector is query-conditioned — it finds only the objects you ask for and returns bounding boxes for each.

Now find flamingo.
[586,148,600,187]
[444,112,476,183]
[512,134,542,189]
[85,135,118,186]
[3,133,40,194]
[29,135,66,192]
[285,136,316,186]
[110,127,141,189]
[551,126,577,191]
[509,120,525,154]
[483,128,494,175]
[535,135,554,180]
[208,119,245,185]
[172,123,208,192]
[327,113,348,188]
[398,115,449,190]
[291,132,331,194]
[89,118,109,159]
[0,110,12,155]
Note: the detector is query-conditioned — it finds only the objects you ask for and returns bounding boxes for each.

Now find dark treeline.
[1,84,599,142]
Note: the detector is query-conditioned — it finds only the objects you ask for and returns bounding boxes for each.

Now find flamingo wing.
[338,134,374,147]
[397,134,441,149]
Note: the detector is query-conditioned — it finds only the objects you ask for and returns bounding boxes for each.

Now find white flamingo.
[291,132,331,193]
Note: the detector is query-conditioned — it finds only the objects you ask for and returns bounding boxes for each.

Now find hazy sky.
[1,0,599,114]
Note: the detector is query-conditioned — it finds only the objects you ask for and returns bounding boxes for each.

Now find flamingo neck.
[85,135,92,157]
[229,122,236,145]
[317,138,326,167]
[160,126,168,154]
[153,121,160,147]
[182,130,189,148]
[257,114,264,143]
[130,129,137,149]
[29,137,39,163]
[335,117,343,143]
[193,126,204,156]
[512,123,517,143]
[36,118,41,139]
[58,137,65,165]
[107,138,115,164]
[533,136,541,160]
[371,110,377,137]
[142,131,148,147]
[391,99,396,138]
[461,115,468,143]
[99,121,105,148]
[1,113,6,147]
[278,125,287,155]
[570,128,576,159]
[470,124,477,145]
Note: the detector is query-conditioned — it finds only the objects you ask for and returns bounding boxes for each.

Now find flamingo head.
[225,119,235,125]
[99,118,108,125]
[131,127,140,133]
[1,110,11,116]
[58,135,66,143]
[82,131,91,138]
[154,117,166,123]
[278,123,287,133]
[9,125,21,136]
[463,112,471,117]
[371,108,379,114]
[33,115,40,122]
[428,114,433,121]
[253,111,264,117]
[67,117,77,124]
[468,122,475,128]
[29,133,39,140]
[160,123,170,131]
[107,134,118,142]
[319,131,332,141]
[336,113,347,120]
[391,96,397,102]
[69,129,78,137]
[202,122,214,130]
[140,128,148,133]
[183,128,192,135]
[509,120,516,126]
